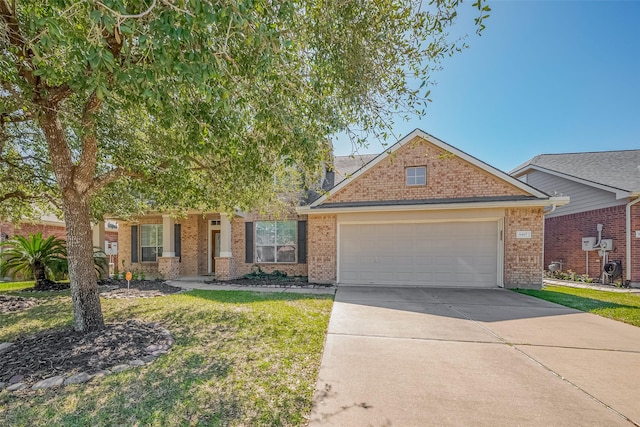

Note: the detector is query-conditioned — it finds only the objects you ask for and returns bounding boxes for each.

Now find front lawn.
[515,285,640,327]
[0,281,39,292]
[0,288,333,426]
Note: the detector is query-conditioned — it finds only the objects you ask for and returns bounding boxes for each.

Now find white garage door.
[339,221,499,287]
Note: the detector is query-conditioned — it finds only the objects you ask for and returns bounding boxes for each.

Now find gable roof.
[332,154,378,185]
[308,129,551,208]
[511,150,640,195]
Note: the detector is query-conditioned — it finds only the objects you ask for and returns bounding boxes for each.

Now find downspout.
[626,196,640,283]
[544,204,557,215]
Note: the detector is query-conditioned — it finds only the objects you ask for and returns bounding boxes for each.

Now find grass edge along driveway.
[0,287,333,426]
[515,285,640,328]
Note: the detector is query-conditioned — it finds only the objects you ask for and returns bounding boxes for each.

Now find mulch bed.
[206,276,334,288]
[0,295,39,314]
[98,278,184,299]
[0,320,172,387]
[1,279,182,305]
[20,282,71,292]
[0,281,180,389]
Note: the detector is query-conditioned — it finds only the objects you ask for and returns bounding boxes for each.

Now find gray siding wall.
[526,170,627,218]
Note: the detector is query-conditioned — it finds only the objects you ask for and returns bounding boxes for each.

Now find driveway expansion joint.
[417,288,638,426]
[328,331,507,345]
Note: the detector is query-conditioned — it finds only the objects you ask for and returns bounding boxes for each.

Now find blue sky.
[332,0,640,173]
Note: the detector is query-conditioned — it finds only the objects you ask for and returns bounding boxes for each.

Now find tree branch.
[1,111,32,123]
[95,0,157,19]
[88,166,145,195]
[48,84,73,105]
[40,107,74,192]
[0,190,35,203]
[0,0,38,88]
[94,0,193,19]
[75,90,102,192]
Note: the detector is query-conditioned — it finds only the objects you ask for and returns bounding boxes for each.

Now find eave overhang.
[297,196,570,215]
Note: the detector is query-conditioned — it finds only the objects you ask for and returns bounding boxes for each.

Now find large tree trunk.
[62,192,105,332]
[39,107,105,333]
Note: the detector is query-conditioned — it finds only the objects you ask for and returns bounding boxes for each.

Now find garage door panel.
[339,222,499,287]
[395,256,414,266]
[396,272,413,281]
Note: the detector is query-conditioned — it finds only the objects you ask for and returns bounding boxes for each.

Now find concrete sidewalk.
[166,278,336,295]
[310,286,640,426]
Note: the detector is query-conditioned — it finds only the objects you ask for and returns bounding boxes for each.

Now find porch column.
[215,214,234,280]
[220,214,232,257]
[159,215,179,279]
[161,215,175,257]
[91,221,107,278]
[92,221,105,251]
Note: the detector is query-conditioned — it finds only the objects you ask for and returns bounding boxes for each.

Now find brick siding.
[1,221,119,268]
[307,214,337,283]
[119,212,309,280]
[328,136,528,203]
[632,203,640,283]
[545,204,640,282]
[120,216,163,277]
[306,136,545,287]
[119,214,210,278]
[504,208,544,288]
[1,221,67,240]
[231,213,308,278]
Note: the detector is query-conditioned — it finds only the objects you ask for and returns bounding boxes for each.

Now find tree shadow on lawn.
[103,289,332,332]
[1,289,332,426]
[1,351,240,427]
[0,298,74,342]
[186,288,334,303]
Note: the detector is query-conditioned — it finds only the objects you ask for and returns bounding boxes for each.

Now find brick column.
[307,214,337,284]
[158,256,180,279]
[214,257,234,280]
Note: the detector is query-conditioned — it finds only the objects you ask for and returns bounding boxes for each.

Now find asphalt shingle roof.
[512,150,640,193]
[332,154,378,185]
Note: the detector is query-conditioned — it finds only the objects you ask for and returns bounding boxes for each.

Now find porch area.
[117,213,236,281]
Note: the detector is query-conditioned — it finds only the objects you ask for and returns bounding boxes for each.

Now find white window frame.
[406,166,427,186]
[140,224,163,262]
[255,220,297,264]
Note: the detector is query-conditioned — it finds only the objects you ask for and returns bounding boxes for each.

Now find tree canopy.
[0,0,488,331]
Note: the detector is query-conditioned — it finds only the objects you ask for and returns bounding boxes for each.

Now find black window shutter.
[131,225,139,263]
[245,222,254,263]
[297,221,307,264]
[174,224,181,261]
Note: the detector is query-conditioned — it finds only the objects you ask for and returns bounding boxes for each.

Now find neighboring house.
[511,150,640,285]
[118,129,566,289]
[0,216,119,267]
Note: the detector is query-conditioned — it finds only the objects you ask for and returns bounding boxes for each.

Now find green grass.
[0,281,37,292]
[515,285,640,327]
[0,288,333,426]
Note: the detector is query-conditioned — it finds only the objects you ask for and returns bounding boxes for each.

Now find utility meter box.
[599,239,614,251]
[582,237,596,251]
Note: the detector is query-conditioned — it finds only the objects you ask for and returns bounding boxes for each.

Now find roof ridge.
[534,149,640,156]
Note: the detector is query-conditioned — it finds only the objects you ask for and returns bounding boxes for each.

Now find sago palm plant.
[0,233,110,289]
[0,233,67,289]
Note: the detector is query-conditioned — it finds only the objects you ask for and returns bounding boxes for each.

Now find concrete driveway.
[309,286,640,426]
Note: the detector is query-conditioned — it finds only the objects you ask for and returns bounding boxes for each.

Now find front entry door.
[211,230,221,273]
